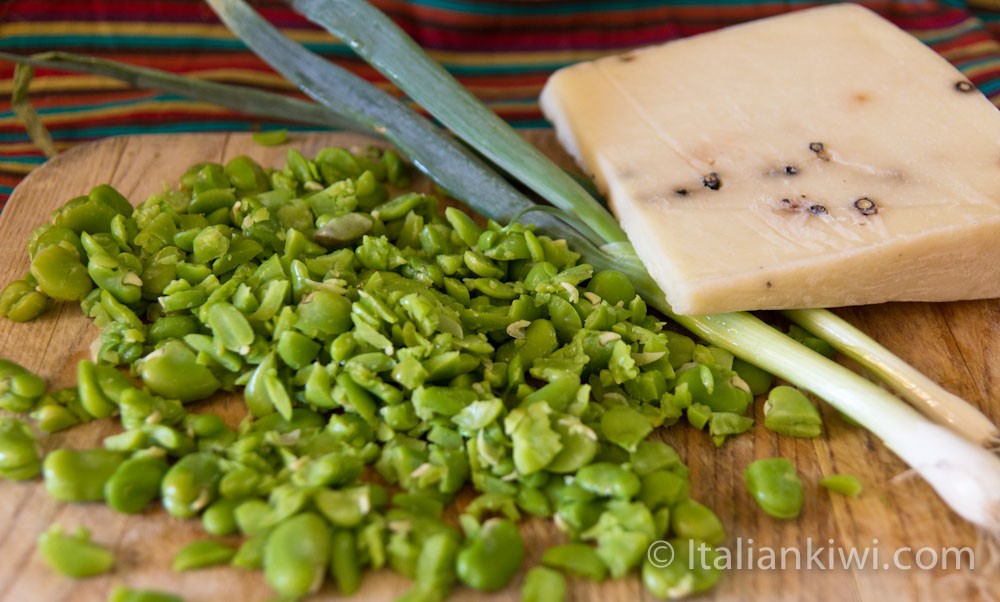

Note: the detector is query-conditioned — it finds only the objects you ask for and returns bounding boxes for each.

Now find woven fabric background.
[3,0,1000,208]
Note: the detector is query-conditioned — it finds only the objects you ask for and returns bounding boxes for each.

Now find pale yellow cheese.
[540,4,1000,315]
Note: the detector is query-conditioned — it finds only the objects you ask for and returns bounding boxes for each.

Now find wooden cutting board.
[0,132,997,602]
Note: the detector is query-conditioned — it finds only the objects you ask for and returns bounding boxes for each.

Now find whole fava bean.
[37,524,115,578]
[314,213,374,248]
[642,538,722,599]
[329,528,362,595]
[107,586,184,602]
[29,241,93,301]
[0,359,46,412]
[670,499,726,546]
[744,458,804,519]
[263,512,331,599]
[0,278,50,322]
[519,319,559,368]
[138,340,220,403]
[575,462,641,500]
[600,405,653,453]
[0,417,41,480]
[456,518,524,591]
[731,357,773,397]
[161,452,222,519]
[43,448,126,502]
[171,538,236,571]
[586,270,635,306]
[521,566,567,602]
[412,529,460,597]
[819,473,863,498]
[763,386,823,438]
[104,453,169,514]
[540,542,608,581]
[202,496,244,536]
[639,470,690,511]
[294,290,353,339]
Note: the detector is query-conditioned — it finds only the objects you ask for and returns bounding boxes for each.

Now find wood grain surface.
[0,132,997,602]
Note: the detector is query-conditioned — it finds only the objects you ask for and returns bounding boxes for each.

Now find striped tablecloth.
[3,0,1000,208]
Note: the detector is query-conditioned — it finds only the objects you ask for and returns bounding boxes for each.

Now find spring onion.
[211,0,1000,529]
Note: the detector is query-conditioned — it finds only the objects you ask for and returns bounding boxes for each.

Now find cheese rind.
[540,4,1000,314]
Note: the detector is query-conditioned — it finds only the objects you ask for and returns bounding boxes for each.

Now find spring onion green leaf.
[11,64,56,158]
[0,50,368,134]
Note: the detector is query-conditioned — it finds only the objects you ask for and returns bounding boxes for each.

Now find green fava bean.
[104,453,169,514]
[295,290,353,339]
[575,462,641,499]
[763,386,823,438]
[37,524,115,578]
[676,365,752,415]
[521,566,566,602]
[642,538,721,599]
[732,357,773,396]
[264,512,331,599]
[0,359,46,412]
[541,542,608,581]
[43,448,126,502]
[600,405,652,453]
[411,529,460,599]
[456,518,524,591]
[161,452,222,518]
[172,539,236,571]
[0,417,41,480]
[519,319,559,368]
[670,499,725,546]
[0,278,50,322]
[139,340,220,403]
[745,457,804,519]
[586,270,635,306]
[819,473,863,498]
[107,586,184,602]
[545,416,598,474]
[29,241,93,301]
[329,529,362,595]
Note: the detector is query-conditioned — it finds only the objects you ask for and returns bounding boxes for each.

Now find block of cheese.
[540,4,1000,315]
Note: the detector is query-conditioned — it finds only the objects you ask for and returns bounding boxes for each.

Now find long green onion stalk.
[3,0,998,530]
[785,308,998,445]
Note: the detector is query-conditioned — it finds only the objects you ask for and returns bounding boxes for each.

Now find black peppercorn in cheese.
[540,4,1000,314]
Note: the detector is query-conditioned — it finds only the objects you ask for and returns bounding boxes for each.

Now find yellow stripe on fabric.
[0,75,132,95]
[961,57,1000,77]
[0,100,234,126]
[0,162,36,175]
[913,17,982,42]
[939,40,1000,62]
[0,21,338,44]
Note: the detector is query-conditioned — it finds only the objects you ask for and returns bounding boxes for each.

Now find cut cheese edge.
[540,4,1000,315]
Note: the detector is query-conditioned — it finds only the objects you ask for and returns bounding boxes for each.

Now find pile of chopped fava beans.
[0,145,827,601]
